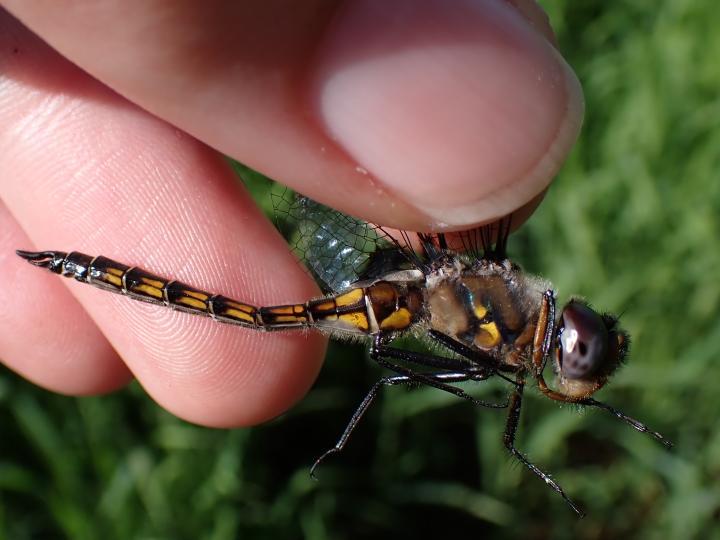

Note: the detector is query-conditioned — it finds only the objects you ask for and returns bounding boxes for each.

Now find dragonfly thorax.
[424,258,548,361]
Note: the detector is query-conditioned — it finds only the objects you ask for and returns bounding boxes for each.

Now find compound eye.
[559,302,608,380]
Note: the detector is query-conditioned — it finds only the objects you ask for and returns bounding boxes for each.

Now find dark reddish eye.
[558,302,608,380]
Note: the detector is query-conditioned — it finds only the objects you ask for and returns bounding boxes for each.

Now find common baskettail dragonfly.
[16,190,672,517]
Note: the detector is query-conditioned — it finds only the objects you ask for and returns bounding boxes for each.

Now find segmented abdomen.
[17,250,424,335]
[46,251,260,327]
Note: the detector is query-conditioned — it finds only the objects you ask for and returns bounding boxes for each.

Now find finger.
[2,0,583,231]
[0,12,326,427]
[0,201,133,395]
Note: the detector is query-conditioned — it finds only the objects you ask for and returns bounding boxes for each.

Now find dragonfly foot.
[310,447,340,480]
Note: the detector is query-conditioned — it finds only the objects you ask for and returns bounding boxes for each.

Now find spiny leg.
[580,398,673,449]
[312,333,509,477]
[427,330,518,385]
[503,376,585,518]
[535,384,672,449]
[428,330,500,369]
[370,335,506,409]
[370,333,495,375]
[311,371,476,478]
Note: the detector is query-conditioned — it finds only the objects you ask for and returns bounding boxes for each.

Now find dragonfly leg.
[579,398,673,449]
[535,386,673,449]
[370,335,506,408]
[503,376,585,517]
[428,329,498,367]
[427,330,520,385]
[311,370,478,478]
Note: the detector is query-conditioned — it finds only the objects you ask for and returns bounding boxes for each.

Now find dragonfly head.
[552,299,629,399]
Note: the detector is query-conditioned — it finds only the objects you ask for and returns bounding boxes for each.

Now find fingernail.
[311,0,583,228]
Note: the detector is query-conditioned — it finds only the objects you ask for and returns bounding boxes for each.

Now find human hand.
[0,0,583,426]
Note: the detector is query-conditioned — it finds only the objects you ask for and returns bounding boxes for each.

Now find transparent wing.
[272,188,405,293]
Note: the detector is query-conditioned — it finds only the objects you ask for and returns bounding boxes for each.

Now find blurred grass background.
[2,0,720,538]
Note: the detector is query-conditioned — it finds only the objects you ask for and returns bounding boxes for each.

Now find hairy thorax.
[425,258,548,366]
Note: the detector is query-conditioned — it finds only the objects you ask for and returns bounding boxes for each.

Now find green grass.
[3,1,720,538]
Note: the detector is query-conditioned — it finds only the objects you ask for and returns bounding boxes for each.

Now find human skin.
[0,0,583,427]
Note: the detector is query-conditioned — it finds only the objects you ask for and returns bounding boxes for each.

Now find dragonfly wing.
[272,189,399,293]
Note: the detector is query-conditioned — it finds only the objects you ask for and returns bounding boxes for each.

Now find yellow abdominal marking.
[339,311,369,331]
[380,308,412,330]
[313,300,336,312]
[176,297,207,310]
[265,305,306,316]
[134,284,163,298]
[335,288,363,306]
[225,301,254,313]
[141,277,165,289]
[273,315,306,323]
[223,308,254,323]
[104,273,123,287]
[184,290,209,301]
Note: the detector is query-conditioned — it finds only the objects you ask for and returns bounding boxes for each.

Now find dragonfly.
[16,189,671,517]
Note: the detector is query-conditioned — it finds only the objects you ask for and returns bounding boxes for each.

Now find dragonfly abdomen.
[16,251,423,335]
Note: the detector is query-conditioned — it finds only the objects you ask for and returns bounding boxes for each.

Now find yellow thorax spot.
[474,303,488,320]
[475,321,501,348]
